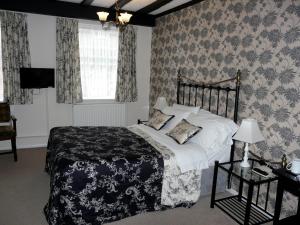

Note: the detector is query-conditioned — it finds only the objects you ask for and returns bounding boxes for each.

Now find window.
[0,21,3,102]
[79,23,119,100]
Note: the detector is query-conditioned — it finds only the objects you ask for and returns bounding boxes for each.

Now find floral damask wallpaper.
[150,0,300,215]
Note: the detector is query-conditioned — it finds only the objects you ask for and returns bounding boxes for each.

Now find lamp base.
[240,143,250,168]
[240,161,250,168]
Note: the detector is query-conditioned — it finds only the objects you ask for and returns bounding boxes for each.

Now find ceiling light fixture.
[97,0,133,27]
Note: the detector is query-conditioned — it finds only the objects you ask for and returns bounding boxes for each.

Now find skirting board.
[0,136,48,151]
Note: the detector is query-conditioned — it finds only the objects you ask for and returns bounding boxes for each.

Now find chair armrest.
[11,115,17,135]
[137,119,148,124]
[11,115,17,121]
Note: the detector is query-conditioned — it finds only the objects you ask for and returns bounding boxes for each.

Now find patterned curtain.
[0,11,32,104]
[115,25,137,102]
[56,17,82,104]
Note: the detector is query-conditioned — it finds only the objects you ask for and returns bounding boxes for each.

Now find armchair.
[0,102,17,161]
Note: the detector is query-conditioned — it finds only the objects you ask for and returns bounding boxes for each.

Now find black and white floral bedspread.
[44,126,164,225]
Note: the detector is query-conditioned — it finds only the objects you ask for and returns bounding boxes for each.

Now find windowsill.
[75,99,124,105]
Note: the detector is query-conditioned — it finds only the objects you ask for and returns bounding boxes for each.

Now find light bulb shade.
[97,11,109,22]
[119,12,132,23]
[233,118,264,144]
[153,97,168,111]
[118,15,124,24]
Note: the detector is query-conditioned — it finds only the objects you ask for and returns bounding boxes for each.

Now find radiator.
[73,103,126,127]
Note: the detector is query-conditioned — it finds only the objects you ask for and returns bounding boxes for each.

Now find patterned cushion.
[166,119,202,144]
[147,110,174,130]
[0,103,11,122]
[0,126,15,137]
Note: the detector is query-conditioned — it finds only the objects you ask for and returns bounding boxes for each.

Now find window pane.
[0,21,3,102]
[79,23,119,100]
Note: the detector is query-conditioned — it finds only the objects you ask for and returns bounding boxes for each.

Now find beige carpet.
[0,148,251,225]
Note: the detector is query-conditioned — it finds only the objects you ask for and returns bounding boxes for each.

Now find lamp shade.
[153,97,168,111]
[119,12,132,23]
[97,11,109,22]
[233,118,264,144]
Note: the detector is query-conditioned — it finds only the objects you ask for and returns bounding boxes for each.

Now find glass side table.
[210,159,278,225]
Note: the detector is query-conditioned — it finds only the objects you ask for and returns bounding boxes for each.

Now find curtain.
[0,10,32,104]
[56,17,82,104]
[79,23,119,100]
[115,25,137,102]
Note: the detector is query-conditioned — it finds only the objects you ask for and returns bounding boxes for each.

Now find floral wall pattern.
[150,0,300,215]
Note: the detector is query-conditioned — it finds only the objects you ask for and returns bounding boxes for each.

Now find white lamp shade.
[120,12,132,23]
[97,11,109,22]
[233,118,264,144]
[153,97,168,111]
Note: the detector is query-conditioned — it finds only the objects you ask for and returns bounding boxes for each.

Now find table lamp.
[233,118,265,167]
[153,97,168,111]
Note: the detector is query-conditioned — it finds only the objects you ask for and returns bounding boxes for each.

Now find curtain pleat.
[0,10,32,104]
[56,17,82,104]
[115,25,137,103]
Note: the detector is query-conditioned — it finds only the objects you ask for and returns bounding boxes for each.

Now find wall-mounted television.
[20,68,55,89]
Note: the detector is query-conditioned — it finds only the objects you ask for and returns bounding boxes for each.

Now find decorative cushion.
[166,119,202,144]
[147,110,174,130]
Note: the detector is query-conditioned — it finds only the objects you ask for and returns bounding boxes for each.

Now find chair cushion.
[0,126,16,137]
[0,103,11,122]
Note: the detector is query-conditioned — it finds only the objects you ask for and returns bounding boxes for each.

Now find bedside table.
[210,159,278,225]
[273,168,300,225]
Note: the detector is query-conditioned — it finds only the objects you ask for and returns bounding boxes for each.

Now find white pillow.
[172,103,200,114]
[161,107,192,132]
[186,111,238,150]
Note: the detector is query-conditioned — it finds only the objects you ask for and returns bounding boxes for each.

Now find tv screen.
[20,68,55,89]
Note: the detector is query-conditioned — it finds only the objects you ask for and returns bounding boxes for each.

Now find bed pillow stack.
[160,105,200,132]
[186,109,239,152]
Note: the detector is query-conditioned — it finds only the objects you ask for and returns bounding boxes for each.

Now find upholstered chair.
[0,102,17,161]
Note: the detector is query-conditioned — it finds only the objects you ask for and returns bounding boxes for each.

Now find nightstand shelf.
[215,196,273,225]
[210,159,278,225]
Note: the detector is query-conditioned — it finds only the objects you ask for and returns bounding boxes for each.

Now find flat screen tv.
[20,68,55,89]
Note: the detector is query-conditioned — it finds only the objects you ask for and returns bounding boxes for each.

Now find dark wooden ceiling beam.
[110,0,132,10]
[0,0,155,27]
[137,0,172,14]
[80,0,95,6]
[155,0,204,18]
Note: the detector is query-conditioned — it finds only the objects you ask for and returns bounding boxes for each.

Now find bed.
[44,70,241,225]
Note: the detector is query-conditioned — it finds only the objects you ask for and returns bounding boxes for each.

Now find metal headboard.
[176,69,241,163]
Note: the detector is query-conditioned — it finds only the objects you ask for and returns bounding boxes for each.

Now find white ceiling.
[122,0,157,12]
[150,0,191,15]
[57,0,193,15]
[91,0,114,8]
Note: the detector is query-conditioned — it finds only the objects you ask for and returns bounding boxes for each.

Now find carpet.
[0,148,262,225]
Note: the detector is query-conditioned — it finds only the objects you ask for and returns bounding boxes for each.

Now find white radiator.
[73,103,126,127]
